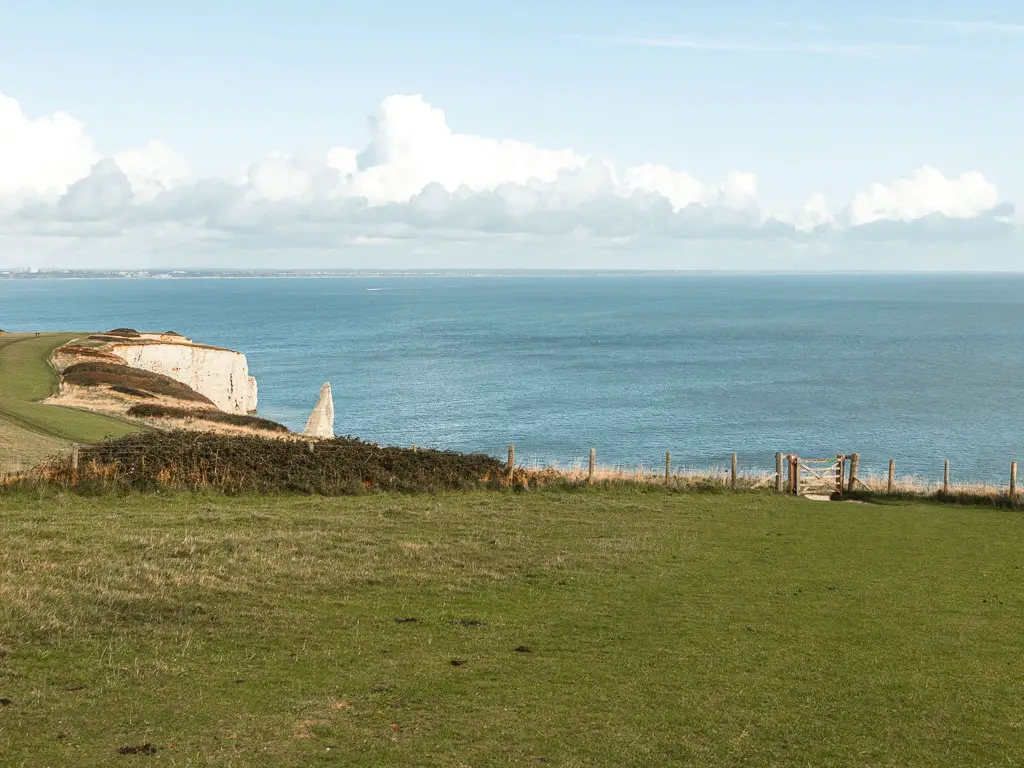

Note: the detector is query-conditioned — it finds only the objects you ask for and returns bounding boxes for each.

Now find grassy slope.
[0,423,67,474]
[1,489,1022,766]
[0,333,139,471]
[0,334,69,470]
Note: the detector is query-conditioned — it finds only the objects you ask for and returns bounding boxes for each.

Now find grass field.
[2,488,1023,766]
[0,333,139,472]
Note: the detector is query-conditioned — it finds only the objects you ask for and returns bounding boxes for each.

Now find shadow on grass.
[839,488,1021,509]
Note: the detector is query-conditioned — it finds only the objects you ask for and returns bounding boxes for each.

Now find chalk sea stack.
[304,382,335,438]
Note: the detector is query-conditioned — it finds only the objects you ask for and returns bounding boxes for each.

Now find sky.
[1,0,1022,270]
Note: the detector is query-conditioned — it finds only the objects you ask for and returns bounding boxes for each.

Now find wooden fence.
[501,445,1024,501]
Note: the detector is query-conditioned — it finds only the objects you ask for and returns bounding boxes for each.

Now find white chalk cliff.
[108,334,258,414]
[304,382,335,438]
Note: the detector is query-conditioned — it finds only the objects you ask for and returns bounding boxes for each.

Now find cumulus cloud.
[0,93,190,210]
[0,90,1017,268]
[55,159,135,221]
[794,192,834,232]
[0,93,96,204]
[348,95,590,203]
[846,167,1000,226]
[114,141,191,201]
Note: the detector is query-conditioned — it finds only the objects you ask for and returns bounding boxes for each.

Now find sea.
[3,273,1023,484]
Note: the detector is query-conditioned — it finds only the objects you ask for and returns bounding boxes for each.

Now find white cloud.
[794,192,834,232]
[245,152,324,202]
[55,159,134,220]
[0,93,96,204]
[0,90,1017,269]
[114,141,191,202]
[621,164,707,210]
[846,167,1000,226]
[0,93,190,210]
[346,95,589,204]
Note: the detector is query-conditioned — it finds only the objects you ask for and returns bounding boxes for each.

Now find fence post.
[848,453,860,493]
[792,455,801,496]
[730,453,738,490]
[1011,461,1018,502]
[70,443,80,485]
[888,459,895,494]
[943,460,950,494]
[507,444,515,476]
[665,451,671,483]
[775,452,784,493]
[836,453,845,495]
[588,448,595,485]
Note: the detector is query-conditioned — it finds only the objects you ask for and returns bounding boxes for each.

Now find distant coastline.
[2,269,712,280]
[2,268,1023,280]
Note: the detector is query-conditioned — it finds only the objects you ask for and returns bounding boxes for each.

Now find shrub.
[62,362,214,405]
[39,431,506,494]
[112,386,156,399]
[105,328,141,338]
[127,404,288,433]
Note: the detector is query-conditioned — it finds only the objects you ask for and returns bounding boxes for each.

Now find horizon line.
[5,268,1024,278]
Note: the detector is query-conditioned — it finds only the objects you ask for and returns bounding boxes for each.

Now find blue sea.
[3,274,1023,484]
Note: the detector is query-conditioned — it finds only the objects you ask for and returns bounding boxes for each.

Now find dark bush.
[63,362,214,405]
[112,386,156,399]
[54,431,506,494]
[105,328,141,337]
[127,404,288,433]
[87,335,142,343]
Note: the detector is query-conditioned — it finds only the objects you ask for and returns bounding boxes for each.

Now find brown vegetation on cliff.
[126,404,288,433]
[62,362,215,405]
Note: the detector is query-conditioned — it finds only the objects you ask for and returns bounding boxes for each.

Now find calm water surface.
[2,274,1023,483]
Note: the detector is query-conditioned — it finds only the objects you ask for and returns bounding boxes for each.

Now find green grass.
[2,488,1023,766]
[0,333,139,471]
[0,333,83,402]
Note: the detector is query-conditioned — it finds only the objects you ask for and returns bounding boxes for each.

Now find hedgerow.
[38,430,507,494]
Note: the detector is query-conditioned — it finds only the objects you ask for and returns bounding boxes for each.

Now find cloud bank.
[0,92,1017,269]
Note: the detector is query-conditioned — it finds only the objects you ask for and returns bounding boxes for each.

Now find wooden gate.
[755,452,864,496]
[785,454,845,497]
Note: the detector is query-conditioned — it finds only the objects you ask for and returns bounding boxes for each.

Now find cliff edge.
[104,332,258,414]
[49,329,262,423]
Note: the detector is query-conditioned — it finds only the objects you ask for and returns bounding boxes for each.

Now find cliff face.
[107,337,258,415]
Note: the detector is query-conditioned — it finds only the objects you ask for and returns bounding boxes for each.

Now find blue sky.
[1,0,1022,269]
